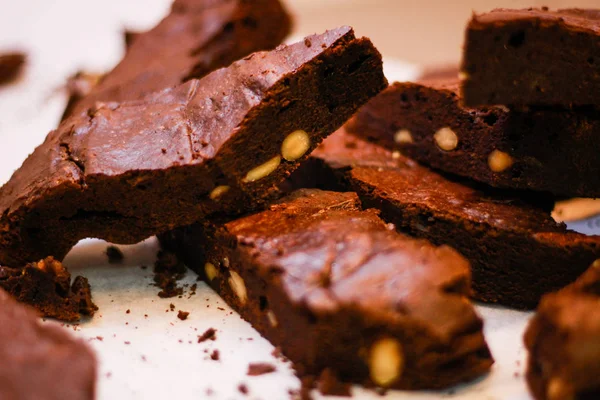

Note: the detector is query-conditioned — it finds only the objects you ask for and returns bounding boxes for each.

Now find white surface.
[0,1,568,399]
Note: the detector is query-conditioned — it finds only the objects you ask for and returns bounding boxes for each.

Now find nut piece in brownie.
[525,261,600,400]
[160,189,493,390]
[461,8,600,107]
[304,129,600,309]
[0,27,386,271]
[0,52,25,85]
[0,287,96,399]
[346,77,600,198]
[65,0,292,118]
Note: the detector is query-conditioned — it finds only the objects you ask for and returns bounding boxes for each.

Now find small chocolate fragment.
[197,328,217,343]
[0,52,25,85]
[247,363,276,376]
[210,350,220,361]
[153,251,186,299]
[177,310,190,320]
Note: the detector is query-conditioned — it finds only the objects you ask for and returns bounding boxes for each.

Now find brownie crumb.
[153,250,186,298]
[0,52,26,85]
[317,369,351,397]
[105,246,124,263]
[238,383,249,395]
[96,336,104,341]
[247,362,276,376]
[169,303,175,311]
[124,341,131,345]
[126,309,130,314]
[198,328,217,343]
[177,310,189,320]
[210,350,220,361]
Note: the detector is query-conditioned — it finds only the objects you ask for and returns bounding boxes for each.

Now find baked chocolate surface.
[347,78,600,198]
[0,52,25,85]
[0,287,96,399]
[525,261,600,400]
[65,0,292,117]
[61,71,105,122]
[161,189,493,390]
[0,27,386,270]
[461,8,600,107]
[304,129,600,309]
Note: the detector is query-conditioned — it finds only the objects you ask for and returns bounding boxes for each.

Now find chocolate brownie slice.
[0,257,96,321]
[461,8,600,107]
[65,0,292,118]
[347,77,600,197]
[0,287,96,399]
[0,27,386,270]
[161,189,493,389]
[303,129,600,309]
[0,52,25,85]
[525,261,600,400]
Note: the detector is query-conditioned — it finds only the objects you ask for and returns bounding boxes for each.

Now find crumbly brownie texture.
[346,78,600,197]
[525,261,600,400]
[0,287,96,400]
[0,27,386,268]
[0,52,25,85]
[0,257,96,321]
[461,8,600,107]
[306,129,600,309]
[65,0,292,117]
[161,189,493,390]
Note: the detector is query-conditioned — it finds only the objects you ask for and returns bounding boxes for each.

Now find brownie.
[0,257,97,321]
[0,287,96,399]
[461,8,600,107]
[0,52,25,85]
[302,129,600,309]
[347,78,600,197]
[0,28,386,270]
[65,0,292,118]
[61,71,104,122]
[160,189,493,390]
[525,261,600,400]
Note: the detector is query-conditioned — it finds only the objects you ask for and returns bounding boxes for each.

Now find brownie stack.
[343,7,600,310]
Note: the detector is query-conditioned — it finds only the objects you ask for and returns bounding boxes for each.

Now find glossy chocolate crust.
[0,288,97,399]
[306,129,600,309]
[346,79,600,198]
[0,27,386,268]
[525,262,600,400]
[461,8,600,107]
[0,52,25,85]
[65,0,292,117]
[160,189,492,389]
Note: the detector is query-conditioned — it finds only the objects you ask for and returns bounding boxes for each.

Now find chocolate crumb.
[169,303,175,311]
[177,310,189,320]
[126,309,130,314]
[105,245,124,263]
[124,341,131,345]
[153,250,186,298]
[247,362,276,376]
[238,383,249,395]
[96,336,104,341]
[210,350,220,361]
[0,52,26,85]
[304,38,312,47]
[198,328,217,343]
[317,369,351,397]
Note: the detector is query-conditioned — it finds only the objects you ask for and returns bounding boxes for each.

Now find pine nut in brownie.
[525,261,600,400]
[64,0,292,118]
[461,8,600,108]
[0,27,386,272]
[0,287,96,399]
[160,189,493,390]
[347,77,600,198]
[304,129,600,309]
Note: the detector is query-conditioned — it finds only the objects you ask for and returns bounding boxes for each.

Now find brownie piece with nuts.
[347,77,600,198]
[64,0,292,118]
[461,8,600,107]
[0,287,96,399]
[0,52,25,85]
[160,189,493,389]
[0,257,97,321]
[0,27,386,271]
[304,129,600,309]
[525,260,600,400]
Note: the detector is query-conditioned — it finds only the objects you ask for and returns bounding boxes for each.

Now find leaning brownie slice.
[65,0,292,117]
[525,261,600,400]
[0,27,386,272]
[461,8,600,107]
[0,287,96,399]
[346,77,600,197]
[305,129,600,309]
[161,189,493,390]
